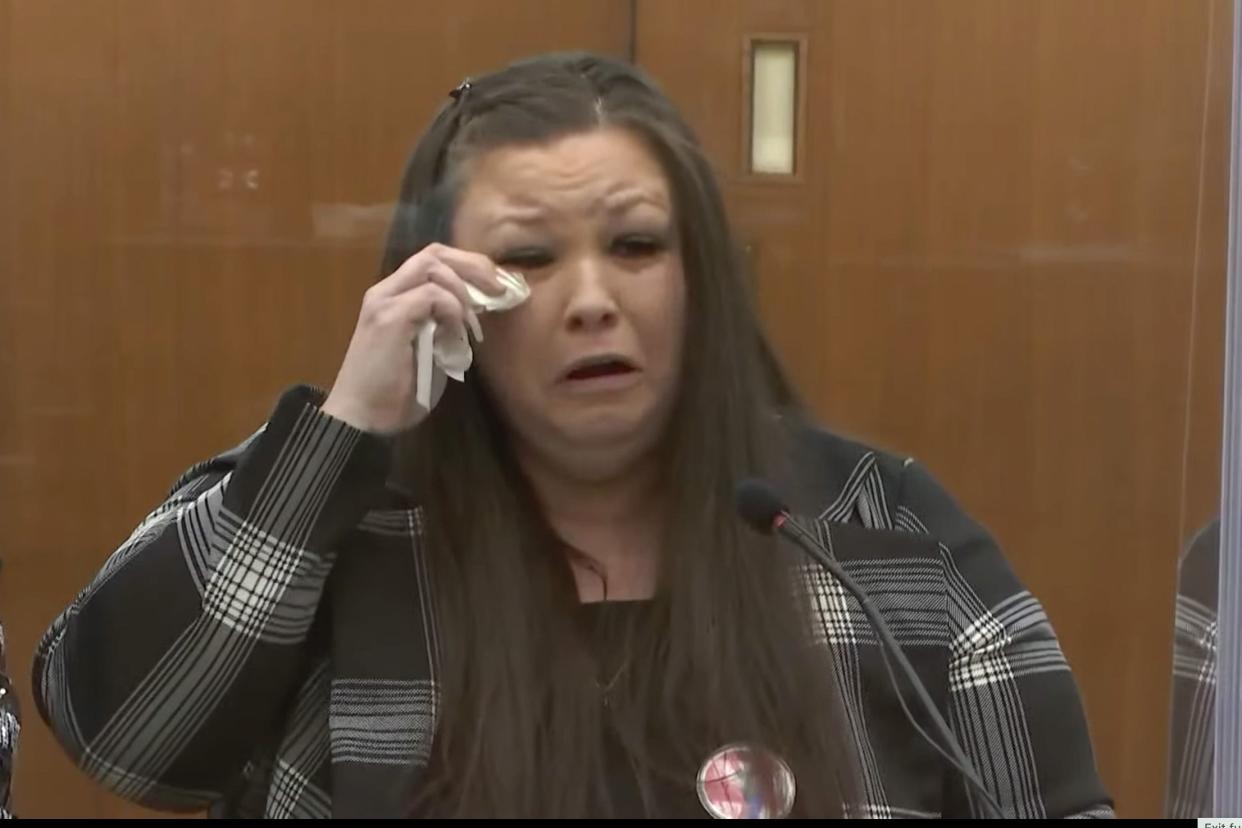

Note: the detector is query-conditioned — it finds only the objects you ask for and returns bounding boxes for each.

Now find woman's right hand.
[320,243,506,434]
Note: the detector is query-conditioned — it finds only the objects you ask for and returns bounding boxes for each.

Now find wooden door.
[637,0,1231,817]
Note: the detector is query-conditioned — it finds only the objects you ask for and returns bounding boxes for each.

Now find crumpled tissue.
[415,268,530,409]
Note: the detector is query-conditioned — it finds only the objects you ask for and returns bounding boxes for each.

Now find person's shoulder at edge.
[0,618,15,820]
[1178,517,1221,608]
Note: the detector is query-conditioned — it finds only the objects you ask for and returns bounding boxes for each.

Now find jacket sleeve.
[893,459,1116,819]
[32,385,393,812]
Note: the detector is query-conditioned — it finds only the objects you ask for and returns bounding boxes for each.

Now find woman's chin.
[539,417,664,478]
[558,404,666,447]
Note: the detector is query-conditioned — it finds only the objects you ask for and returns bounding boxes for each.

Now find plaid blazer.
[1165,520,1219,818]
[34,386,1115,819]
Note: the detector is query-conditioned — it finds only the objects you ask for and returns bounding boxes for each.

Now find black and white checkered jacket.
[0,622,16,820]
[1165,520,1219,818]
[33,385,1115,818]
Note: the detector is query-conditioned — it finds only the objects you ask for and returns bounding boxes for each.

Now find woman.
[33,52,1113,819]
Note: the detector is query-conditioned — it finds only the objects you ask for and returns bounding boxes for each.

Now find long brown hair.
[383,52,858,818]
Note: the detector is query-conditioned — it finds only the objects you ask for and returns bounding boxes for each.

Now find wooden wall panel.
[0,1,629,817]
[638,0,1231,818]
[1180,1,1232,548]
[0,0,12,469]
[2,0,1231,819]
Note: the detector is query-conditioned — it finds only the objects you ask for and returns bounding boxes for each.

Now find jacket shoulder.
[781,416,916,531]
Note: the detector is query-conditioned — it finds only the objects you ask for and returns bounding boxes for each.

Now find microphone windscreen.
[735,479,788,534]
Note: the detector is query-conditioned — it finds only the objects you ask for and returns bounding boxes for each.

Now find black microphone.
[736,479,1006,819]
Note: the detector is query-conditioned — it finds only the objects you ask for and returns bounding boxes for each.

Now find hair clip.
[450,79,472,101]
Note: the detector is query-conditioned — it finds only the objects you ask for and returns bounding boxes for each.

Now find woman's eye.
[612,234,667,259]
[495,248,554,269]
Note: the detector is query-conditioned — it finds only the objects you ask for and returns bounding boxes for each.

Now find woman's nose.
[564,262,620,333]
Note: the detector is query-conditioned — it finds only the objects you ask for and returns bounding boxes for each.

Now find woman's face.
[454,128,687,478]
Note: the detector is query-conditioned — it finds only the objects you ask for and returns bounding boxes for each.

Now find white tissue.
[415,268,530,410]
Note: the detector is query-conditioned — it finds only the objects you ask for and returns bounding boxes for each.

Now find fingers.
[371,243,505,300]
[423,262,483,339]
[372,246,435,298]
[383,282,465,331]
[427,245,507,297]
[423,260,474,311]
